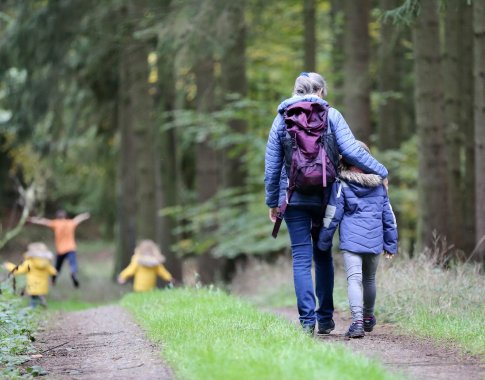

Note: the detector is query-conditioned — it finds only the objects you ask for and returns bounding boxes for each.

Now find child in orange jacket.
[118,240,173,292]
[3,242,57,308]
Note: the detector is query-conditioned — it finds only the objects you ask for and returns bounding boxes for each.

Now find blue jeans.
[55,251,78,275]
[30,295,46,308]
[285,204,334,327]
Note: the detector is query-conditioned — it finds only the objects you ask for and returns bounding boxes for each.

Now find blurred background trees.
[0,0,483,282]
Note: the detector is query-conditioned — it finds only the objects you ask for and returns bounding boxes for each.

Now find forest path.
[271,307,484,380]
[28,305,173,380]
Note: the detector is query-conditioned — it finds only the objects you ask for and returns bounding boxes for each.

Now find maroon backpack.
[272,101,338,238]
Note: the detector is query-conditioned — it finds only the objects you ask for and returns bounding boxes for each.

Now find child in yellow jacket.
[117,240,173,292]
[3,242,57,308]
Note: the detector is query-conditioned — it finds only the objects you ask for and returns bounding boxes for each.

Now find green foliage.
[383,0,421,25]
[122,288,398,380]
[0,278,39,378]
[163,189,289,258]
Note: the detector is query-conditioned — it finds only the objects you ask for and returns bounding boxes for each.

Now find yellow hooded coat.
[5,257,57,296]
[119,255,172,292]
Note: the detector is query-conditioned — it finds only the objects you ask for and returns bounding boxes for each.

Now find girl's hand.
[117,276,126,285]
[269,208,280,223]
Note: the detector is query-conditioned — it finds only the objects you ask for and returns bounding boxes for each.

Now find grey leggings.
[342,251,381,322]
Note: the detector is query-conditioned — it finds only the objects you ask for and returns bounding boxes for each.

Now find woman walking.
[264,72,388,334]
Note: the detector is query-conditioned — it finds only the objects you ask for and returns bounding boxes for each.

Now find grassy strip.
[122,288,397,380]
[374,254,485,356]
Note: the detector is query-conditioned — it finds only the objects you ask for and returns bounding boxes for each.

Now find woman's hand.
[269,207,280,223]
[384,251,393,260]
[117,276,126,285]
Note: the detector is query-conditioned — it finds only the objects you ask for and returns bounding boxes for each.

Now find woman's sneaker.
[302,324,315,336]
[363,316,376,332]
[345,321,365,338]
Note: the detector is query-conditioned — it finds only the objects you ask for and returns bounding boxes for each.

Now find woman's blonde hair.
[134,239,165,264]
[293,72,327,97]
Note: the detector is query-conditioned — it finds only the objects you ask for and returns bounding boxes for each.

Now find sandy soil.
[272,306,485,380]
[26,305,174,380]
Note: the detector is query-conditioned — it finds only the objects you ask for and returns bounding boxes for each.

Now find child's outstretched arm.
[28,216,52,227]
[73,212,90,225]
[117,258,137,284]
[383,194,398,255]
[317,181,345,251]
[157,264,173,282]
[3,261,30,275]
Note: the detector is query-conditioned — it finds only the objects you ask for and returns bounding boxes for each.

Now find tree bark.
[473,0,485,262]
[342,0,371,141]
[115,1,161,274]
[413,0,450,252]
[461,2,476,256]
[377,0,403,150]
[195,55,222,284]
[221,1,248,189]
[131,44,160,243]
[157,49,183,280]
[443,1,465,252]
[116,5,137,273]
[330,0,345,106]
[303,0,316,72]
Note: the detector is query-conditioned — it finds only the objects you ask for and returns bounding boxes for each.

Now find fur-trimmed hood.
[133,240,165,267]
[135,255,161,268]
[25,242,54,260]
[339,168,383,197]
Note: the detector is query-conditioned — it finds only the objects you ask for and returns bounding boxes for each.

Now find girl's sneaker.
[345,321,365,338]
[363,316,376,332]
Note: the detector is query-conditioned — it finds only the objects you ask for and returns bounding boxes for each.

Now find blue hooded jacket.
[264,96,388,208]
[317,168,398,254]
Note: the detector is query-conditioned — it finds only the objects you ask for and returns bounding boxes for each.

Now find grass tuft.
[122,288,397,380]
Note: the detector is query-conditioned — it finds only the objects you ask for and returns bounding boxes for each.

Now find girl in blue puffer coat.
[264,72,389,335]
[318,141,398,338]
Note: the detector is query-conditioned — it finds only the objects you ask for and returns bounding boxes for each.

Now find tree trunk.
[330,0,345,106]
[303,0,316,72]
[413,0,450,253]
[115,1,161,275]
[473,0,485,262]
[342,0,371,141]
[461,2,476,256]
[131,44,160,243]
[221,1,248,189]
[443,1,465,252]
[195,55,222,284]
[377,0,402,150]
[157,51,183,280]
[116,5,137,274]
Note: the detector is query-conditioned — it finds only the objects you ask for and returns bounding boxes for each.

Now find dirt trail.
[28,305,173,380]
[272,307,484,380]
